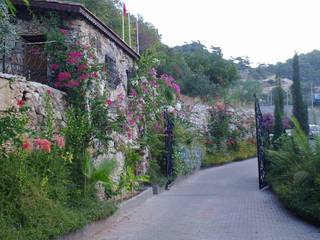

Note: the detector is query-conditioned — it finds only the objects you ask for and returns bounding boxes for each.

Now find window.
[105,55,120,89]
[22,35,48,84]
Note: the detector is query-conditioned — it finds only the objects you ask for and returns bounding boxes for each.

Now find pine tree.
[292,53,309,135]
[273,75,284,141]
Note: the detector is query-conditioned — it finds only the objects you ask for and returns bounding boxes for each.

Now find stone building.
[2,0,139,90]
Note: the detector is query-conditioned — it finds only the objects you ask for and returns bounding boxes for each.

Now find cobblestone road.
[97,158,320,240]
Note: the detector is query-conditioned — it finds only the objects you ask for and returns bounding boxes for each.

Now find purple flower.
[130,89,137,97]
[261,113,274,132]
[282,116,291,129]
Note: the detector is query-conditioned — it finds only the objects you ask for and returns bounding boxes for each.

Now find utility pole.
[286,90,289,116]
[136,16,140,54]
[128,13,132,47]
[2,39,5,73]
[311,82,314,109]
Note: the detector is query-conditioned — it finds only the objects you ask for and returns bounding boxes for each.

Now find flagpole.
[122,1,125,40]
[128,12,132,47]
[136,16,139,54]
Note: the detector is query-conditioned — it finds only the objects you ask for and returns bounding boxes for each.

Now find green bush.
[202,140,257,167]
[0,151,116,240]
[267,119,320,223]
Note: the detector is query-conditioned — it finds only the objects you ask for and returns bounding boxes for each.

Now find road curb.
[58,187,153,240]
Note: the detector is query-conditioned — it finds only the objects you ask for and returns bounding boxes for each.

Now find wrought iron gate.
[164,111,174,189]
[254,96,269,189]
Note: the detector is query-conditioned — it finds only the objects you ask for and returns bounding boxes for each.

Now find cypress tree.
[292,53,309,134]
[273,75,284,141]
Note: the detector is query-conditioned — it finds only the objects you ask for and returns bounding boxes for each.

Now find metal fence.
[1,40,51,84]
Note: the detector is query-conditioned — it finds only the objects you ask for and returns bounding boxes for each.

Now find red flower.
[57,72,72,81]
[59,28,69,35]
[34,138,51,153]
[17,99,25,108]
[78,64,88,71]
[106,99,113,106]
[47,89,52,95]
[90,72,99,78]
[55,135,65,148]
[41,139,52,153]
[22,138,32,152]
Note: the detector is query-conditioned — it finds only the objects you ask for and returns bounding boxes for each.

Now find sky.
[125,0,320,66]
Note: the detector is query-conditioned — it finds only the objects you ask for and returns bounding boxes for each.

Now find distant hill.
[240,50,320,85]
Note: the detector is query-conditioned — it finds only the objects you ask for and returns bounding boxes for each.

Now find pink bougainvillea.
[50,64,59,71]
[78,64,88,71]
[79,74,89,81]
[171,82,180,94]
[67,51,83,65]
[90,72,99,79]
[130,89,137,97]
[160,73,180,94]
[149,68,157,78]
[57,72,72,81]
[127,128,133,140]
[64,80,80,88]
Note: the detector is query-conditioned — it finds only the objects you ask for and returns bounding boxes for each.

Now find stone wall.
[0,73,67,132]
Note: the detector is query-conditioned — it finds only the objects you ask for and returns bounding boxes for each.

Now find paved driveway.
[96,158,320,240]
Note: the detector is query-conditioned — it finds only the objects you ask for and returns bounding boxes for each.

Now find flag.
[128,13,132,47]
[123,2,127,16]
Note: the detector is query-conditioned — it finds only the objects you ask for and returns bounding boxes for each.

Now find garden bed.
[202,141,257,168]
[267,123,320,225]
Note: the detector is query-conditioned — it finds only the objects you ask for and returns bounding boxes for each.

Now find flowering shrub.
[0,101,29,154]
[127,61,183,184]
[205,100,256,163]
[261,113,292,134]
[206,101,231,152]
[262,113,274,132]
[45,26,127,195]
